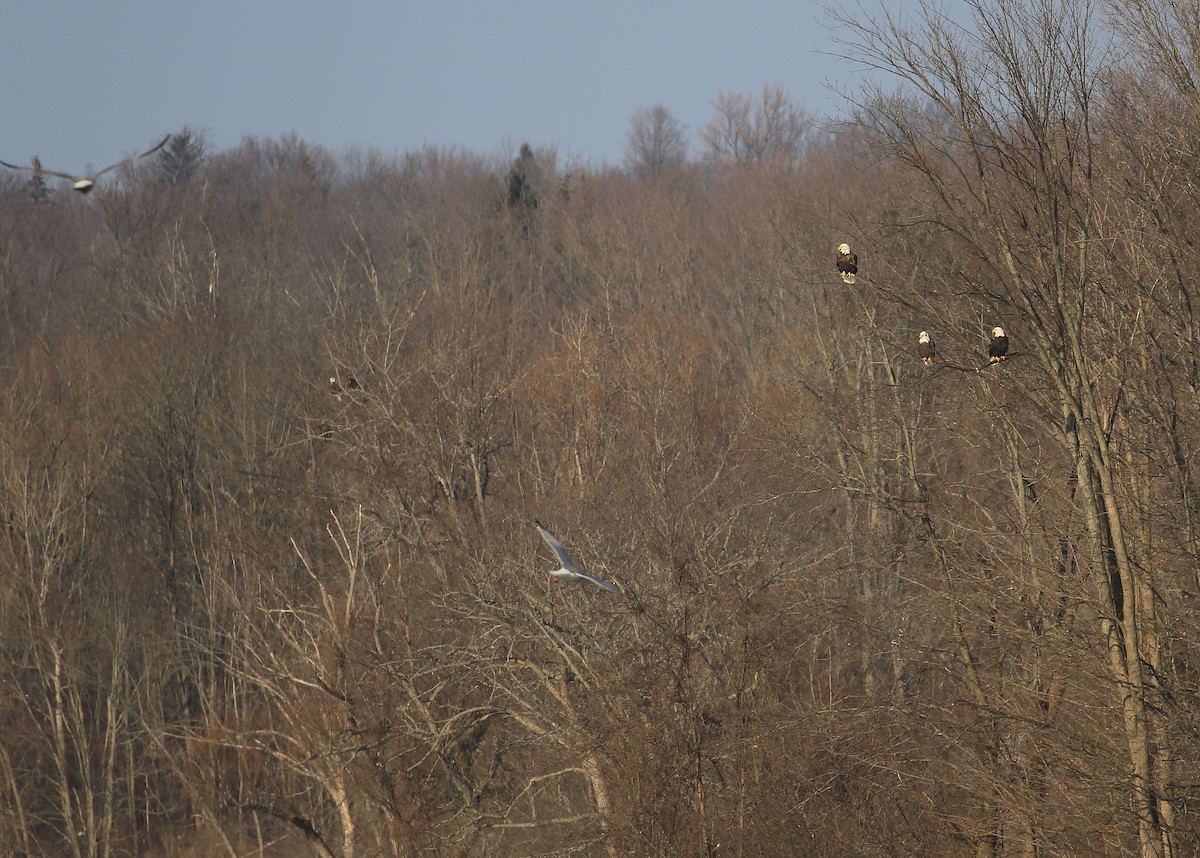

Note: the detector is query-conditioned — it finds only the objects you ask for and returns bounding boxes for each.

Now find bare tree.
[624,104,689,178]
[4,29,1200,853]
[699,84,812,165]
[829,0,1190,853]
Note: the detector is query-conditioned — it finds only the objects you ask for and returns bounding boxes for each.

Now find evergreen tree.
[155,127,205,187]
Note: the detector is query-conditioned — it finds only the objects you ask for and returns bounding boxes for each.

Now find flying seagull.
[534,519,623,595]
[989,326,1010,362]
[0,134,171,194]
[917,331,937,365]
[836,243,858,285]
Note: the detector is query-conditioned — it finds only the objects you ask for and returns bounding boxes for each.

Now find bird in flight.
[0,134,171,194]
[534,519,624,595]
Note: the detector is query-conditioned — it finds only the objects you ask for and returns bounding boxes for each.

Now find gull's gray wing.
[0,159,78,180]
[575,569,624,595]
[91,134,172,179]
[0,161,82,182]
[534,519,578,570]
[41,169,84,181]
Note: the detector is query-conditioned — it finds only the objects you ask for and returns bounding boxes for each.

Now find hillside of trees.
[1,0,1198,855]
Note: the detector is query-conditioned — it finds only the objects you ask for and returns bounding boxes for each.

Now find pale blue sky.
[3,0,899,172]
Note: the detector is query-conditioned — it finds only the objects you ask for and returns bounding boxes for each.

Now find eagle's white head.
[918,331,931,343]
[837,243,851,255]
[991,326,1006,338]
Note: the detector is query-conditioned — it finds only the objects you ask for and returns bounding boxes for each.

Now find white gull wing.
[534,519,624,595]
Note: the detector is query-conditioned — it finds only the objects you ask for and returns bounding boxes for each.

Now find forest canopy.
[0,0,1197,855]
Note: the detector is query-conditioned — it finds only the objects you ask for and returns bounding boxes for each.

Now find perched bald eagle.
[917,331,937,365]
[0,134,171,195]
[836,243,858,284]
[989,327,1009,362]
[329,376,361,400]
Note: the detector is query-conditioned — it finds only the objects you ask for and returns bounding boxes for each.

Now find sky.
[2,0,909,174]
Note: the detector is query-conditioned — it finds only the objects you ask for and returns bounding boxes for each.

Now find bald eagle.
[836,243,858,284]
[329,376,361,400]
[989,327,1009,362]
[918,331,937,365]
[0,134,171,194]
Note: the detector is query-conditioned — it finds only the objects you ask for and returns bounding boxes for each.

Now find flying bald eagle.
[836,243,858,284]
[0,134,170,195]
[917,331,937,365]
[989,327,1009,362]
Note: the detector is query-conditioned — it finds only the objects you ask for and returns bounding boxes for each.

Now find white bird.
[0,134,171,194]
[534,519,624,595]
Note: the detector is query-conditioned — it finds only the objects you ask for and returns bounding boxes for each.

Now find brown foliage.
[2,9,1200,852]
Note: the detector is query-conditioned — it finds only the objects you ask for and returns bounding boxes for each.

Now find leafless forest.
[2,0,1199,855]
